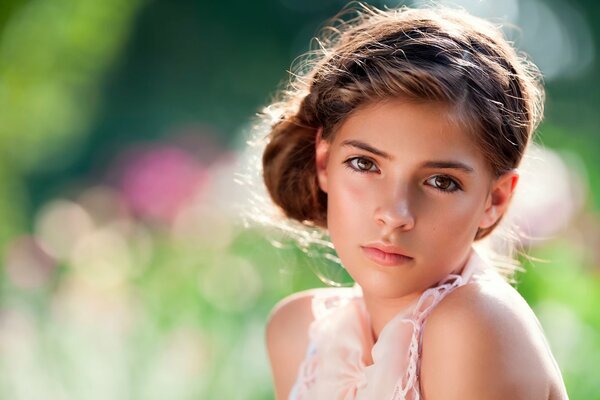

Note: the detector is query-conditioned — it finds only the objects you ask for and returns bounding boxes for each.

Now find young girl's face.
[316,99,510,299]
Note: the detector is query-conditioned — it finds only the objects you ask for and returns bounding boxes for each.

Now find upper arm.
[420,283,549,400]
[265,290,316,400]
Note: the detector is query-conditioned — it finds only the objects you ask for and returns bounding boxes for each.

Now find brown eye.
[426,175,461,193]
[435,176,452,189]
[345,157,379,173]
[356,158,374,171]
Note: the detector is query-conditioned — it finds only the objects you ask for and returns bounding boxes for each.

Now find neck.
[362,290,422,344]
[362,248,475,344]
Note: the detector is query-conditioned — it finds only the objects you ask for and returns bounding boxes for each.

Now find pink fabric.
[290,247,499,400]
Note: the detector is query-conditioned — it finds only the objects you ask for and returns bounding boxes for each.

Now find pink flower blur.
[119,145,209,223]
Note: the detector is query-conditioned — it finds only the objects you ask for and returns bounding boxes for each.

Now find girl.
[253,3,569,399]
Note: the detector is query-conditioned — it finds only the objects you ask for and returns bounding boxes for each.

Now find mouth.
[361,246,413,267]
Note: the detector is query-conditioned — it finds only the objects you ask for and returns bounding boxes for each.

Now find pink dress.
[289,247,501,400]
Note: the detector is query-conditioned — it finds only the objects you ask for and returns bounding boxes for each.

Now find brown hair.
[254,3,544,280]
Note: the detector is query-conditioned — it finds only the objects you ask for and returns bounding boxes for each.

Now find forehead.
[332,99,487,168]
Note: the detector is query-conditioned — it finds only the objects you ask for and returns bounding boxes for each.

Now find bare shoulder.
[265,287,338,400]
[420,279,567,400]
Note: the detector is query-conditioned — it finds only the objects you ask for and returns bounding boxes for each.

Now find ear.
[315,127,330,193]
[479,169,519,229]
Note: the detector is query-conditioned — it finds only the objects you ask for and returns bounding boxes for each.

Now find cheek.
[424,195,485,240]
[326,172,372,236]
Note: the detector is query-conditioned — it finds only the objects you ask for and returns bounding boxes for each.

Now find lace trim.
[391,273,466,400]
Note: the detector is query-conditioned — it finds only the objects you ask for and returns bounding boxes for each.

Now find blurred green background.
[0,0,598,399]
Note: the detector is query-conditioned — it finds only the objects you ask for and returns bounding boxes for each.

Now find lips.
[361,245,413,267]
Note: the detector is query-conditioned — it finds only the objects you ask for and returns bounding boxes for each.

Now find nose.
[373,185,415,232]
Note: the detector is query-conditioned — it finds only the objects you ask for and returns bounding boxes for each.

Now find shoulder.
[266,286,356,341]
[265,287,340,400]
[420,279,555,400]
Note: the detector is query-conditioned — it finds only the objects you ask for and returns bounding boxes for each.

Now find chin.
[356,276,416,298]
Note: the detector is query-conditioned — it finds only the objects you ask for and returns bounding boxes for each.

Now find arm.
[419,283,550,400]
[265,290,316,400]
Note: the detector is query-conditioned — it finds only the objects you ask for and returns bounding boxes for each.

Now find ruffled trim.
[312,285,361,321]
[291,286,362,399]
[290,342,318,399]
[290,248,495,400]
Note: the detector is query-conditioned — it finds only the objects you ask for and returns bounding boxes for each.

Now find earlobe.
[479,169,519,229]
[315,127,330,193]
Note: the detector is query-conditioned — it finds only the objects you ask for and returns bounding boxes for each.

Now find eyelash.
[342,156,463,194]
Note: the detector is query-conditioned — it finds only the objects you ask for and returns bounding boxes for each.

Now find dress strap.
[391,273,468,400]
[391,248,492,399]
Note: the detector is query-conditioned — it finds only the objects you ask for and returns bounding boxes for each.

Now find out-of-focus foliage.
[0,0,598,399]
[0,0,141,171]
[0,0,142,252]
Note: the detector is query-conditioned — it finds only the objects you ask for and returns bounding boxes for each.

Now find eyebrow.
[340,139,475,174]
